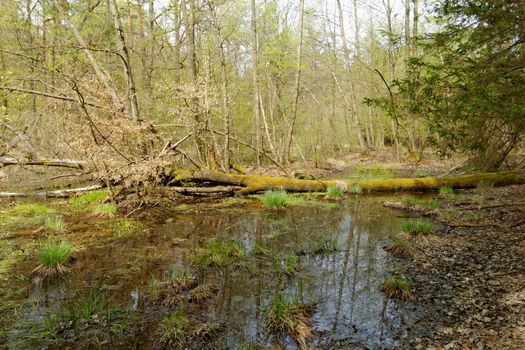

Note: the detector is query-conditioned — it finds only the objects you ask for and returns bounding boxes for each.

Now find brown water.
[1,196,409,349]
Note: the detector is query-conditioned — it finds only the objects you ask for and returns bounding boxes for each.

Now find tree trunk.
[250,0,262,167]
[282,0,305,166]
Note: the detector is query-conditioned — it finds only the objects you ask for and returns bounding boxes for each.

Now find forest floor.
[392,184,525,349]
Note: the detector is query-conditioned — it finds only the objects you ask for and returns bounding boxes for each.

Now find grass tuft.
[476,180,494,191]
[347,185,363,194]
[193,239,245,267]
[156,309,190,349]
[11,203,54,216]
[401,218,434,235]
[267,293,313,349]
[44,216,66,231]
[326,186,343,197]
[439,185,455,197]
[93,203,117,216]
[33,241,73,277]
[261,189,288,207]
[380,276,413,300]
[69,190,108,208]
[385,237,413,258]
[414,169,429,178]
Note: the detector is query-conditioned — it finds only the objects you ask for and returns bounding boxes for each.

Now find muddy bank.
[392,185,525,349]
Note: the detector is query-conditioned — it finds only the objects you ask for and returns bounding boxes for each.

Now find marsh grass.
[93,203,117,216]
[97,218,143,238]
[69,190,108,209]
[401,219,434,235]
[282,255,299,275]
[193,239,245,267]
[33,241,73,277]
[380,276,413,300]
[44,216,65,231]
[414,169,429,178]
[11,203,55,216]
[267,293,313,349]
[156,309,190,349]
[439,185,455,197]
[261,190,288,207]
[476,180,494,191]
[326,186,343,198]
[385,237,414,258]
[402,197,442,209]
[347,185,363,194]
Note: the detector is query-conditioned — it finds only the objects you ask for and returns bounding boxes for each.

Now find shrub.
[33,241,73,277]
[261,190,288,207]
[380,276,413,300]
[401,219,434,235]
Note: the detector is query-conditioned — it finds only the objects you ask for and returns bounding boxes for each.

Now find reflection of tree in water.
[190,202,401,348]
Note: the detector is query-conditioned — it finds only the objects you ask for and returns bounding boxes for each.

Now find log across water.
[167,169,525,195]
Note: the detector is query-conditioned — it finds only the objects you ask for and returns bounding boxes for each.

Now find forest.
[0,0,524,349]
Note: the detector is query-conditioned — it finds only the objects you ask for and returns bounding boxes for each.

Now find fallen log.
[0,184,103,198]
[167,169,525,195]
[0,157,84,169]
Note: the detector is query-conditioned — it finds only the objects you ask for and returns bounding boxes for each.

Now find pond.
[0,195,410,349]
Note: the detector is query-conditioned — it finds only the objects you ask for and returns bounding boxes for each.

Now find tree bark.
[250,0,262,167]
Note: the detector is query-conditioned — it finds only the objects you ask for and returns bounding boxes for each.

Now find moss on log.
[166,169,525,195]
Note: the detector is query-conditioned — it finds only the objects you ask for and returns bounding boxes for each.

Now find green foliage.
[439,185,455,196]
[326,186,343,197]
[401,219,434,235]
[380,276,412,300]
[476,180,494,191]
[282,255,298,275]
[266,293,312,343]
[347,185,363,194]
[414,169,429,178]
[156,309,190,349]
[261,190,288,207]
[69,191,108,209]
[93,203,117,215]
[193,239,245,267]
[11,203,54,216]
[97,218,143,238]
[44,216,65,231]
[38,241,72,268]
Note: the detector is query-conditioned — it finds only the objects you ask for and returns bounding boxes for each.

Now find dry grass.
[385,236,414,258]
[380,276,413,300]
[267,293,313,350]
[188,283,219,303]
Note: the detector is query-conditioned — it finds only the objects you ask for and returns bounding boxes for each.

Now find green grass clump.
[420,199,443,209]
[385,237,413,258]
[283,255,299,275]
[193,239,245,267]
[476,180,494,191]
[44,216,65,231]
[439,185,455,196]
[347,185,363,194]
[93,203,117,216]
[69,190,108,208]
[402,197,442,209]
[33,241,73,277]
[156,309,190,349]
[326,186,343,197]
[261,190,288,207]
[401,219,434,235]
[11,203,54,216]
[414,169,429,178]
[97,218,143,238]
[380,276,413,300]
[267,293,312,348]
